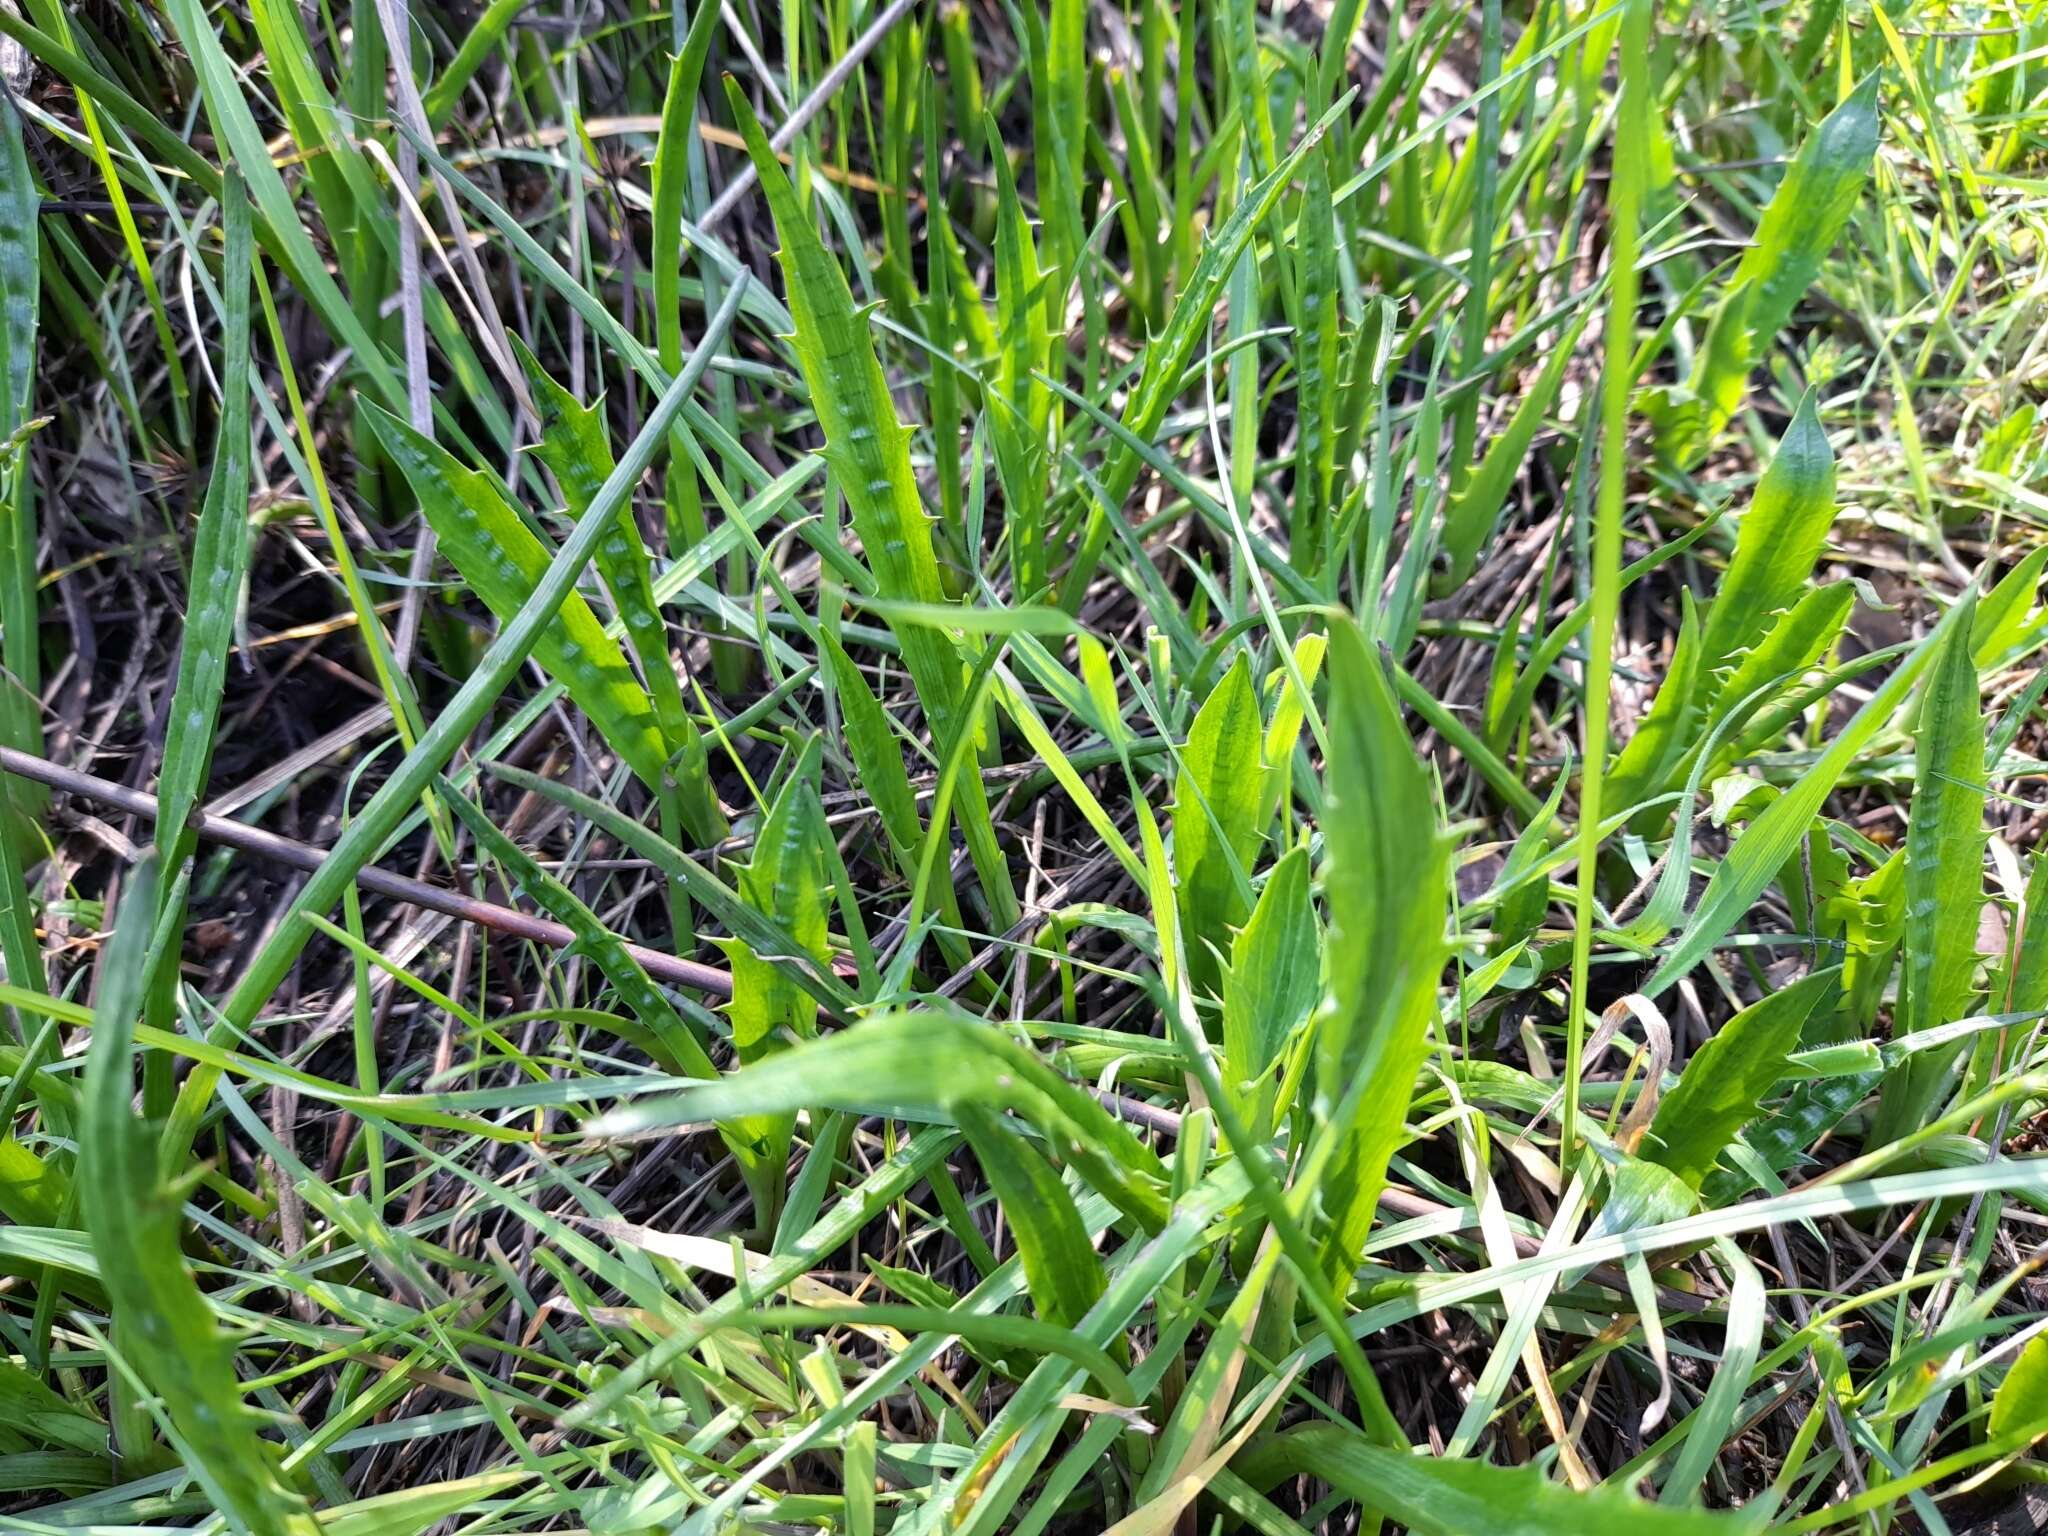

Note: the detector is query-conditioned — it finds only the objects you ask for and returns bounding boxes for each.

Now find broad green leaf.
[1643,970,1836,1189]
[1977,403,2038,478]
[1696,394,1840,687]
[1173,655,1268,998]
[1973,544,2048,667]
[1312,617,1451,1288]
[1991,1335,2048,1442]
[1258,632,1328,825]
[956,1101,1104,1328]
[362,402,668,789]
[0,1134,64,1227]
[82,856,322,1536]
[492,760,854,1016]
[1903,594,1989,1038]
[0,1359,103,1455]
[1222,845,1318,1137]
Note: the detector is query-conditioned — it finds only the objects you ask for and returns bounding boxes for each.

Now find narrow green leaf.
[1644,592,1973,998]
[1877,594,1988,1139]
[156,178,254,854]
[726,78,1018,930]
[1433,304,1594,594]
[1059,92,1355,608]
[518,342,725,845]
[0,85,42,845]
[821,630,922,873]
[715,741,830,1224]
[434,778,716,1078]
[589,1011,1172,1233]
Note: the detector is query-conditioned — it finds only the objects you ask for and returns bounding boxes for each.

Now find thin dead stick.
[0,745,734,997]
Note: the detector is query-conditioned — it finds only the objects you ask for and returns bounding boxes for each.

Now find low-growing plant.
[0,0,2044,1531]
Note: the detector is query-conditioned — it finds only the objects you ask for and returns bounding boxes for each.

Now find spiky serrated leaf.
[362,402,668,790]
[82,857,321,1535]
[726,78,1017,929]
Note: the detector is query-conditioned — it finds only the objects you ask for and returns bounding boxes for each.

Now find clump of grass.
[0,0,2046,1531]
